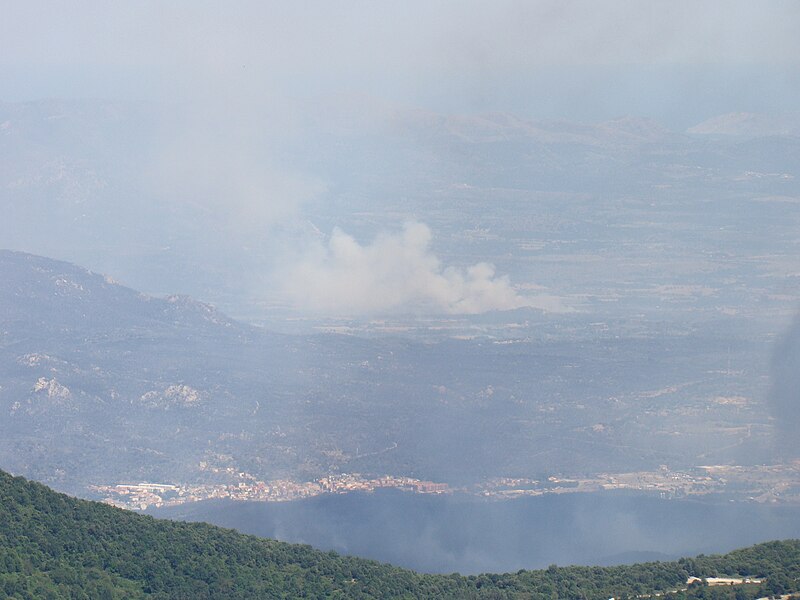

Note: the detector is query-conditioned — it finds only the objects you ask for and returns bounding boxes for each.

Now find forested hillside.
[1,469,798,599]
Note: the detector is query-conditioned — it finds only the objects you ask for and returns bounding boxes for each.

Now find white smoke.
[282,222,562,315]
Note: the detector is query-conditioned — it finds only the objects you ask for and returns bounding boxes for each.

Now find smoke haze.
[3,1,799,121]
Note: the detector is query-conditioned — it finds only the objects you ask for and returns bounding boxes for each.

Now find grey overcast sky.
[2,1,800,121]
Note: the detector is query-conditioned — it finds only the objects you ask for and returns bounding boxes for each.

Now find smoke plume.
[768,314,800,456]
[281,221,561,315]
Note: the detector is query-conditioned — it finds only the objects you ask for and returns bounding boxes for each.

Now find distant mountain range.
[2,98,799,316]
[687,112,800,136]
[1,467,798,599]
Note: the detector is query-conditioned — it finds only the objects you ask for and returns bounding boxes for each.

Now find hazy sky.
[3,1,799,121]
[3,1,800,316]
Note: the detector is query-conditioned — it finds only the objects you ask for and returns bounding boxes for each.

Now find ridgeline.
[0,469,798,599]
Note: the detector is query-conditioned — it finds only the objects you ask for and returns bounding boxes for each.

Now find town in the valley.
[91,461,800,511]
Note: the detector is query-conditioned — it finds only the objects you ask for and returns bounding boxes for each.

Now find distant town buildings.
[90,461,800,511]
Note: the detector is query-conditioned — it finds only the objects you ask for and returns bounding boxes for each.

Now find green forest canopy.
[0,469,798,599]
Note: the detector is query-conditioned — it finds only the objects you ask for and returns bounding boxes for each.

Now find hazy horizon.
[3,2,800,121]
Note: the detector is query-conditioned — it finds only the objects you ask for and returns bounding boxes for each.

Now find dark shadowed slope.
[152,489,800,575]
